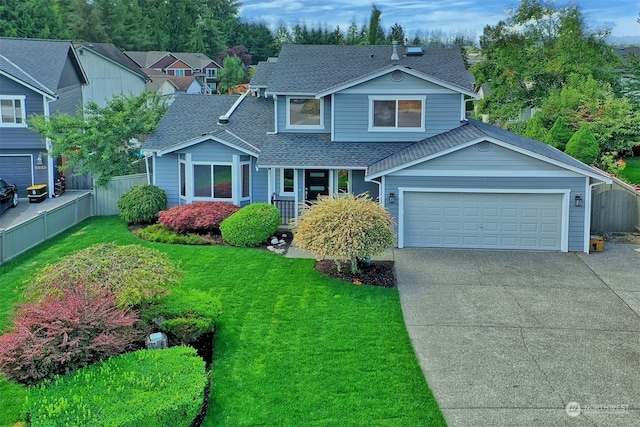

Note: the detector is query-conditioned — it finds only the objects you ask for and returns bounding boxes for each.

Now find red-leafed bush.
[0,282,139,385]
[158,202,240,234]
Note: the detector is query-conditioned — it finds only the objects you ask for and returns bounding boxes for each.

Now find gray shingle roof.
[261,44,474,94]
[367,118,610,178]
[249,61,276,88]
[142,94,273,155]
[0,37,87,94]
[256,134,411,168]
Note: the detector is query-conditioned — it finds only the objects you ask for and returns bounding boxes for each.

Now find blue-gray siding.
[383,176,586,251]
[351,169,379,197]
[332,93,461,142]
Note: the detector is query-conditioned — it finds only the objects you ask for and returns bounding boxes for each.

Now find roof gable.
[261,44,475,95]
[367,119,612,182]
[0,37,88,95]
[75,43,147,80]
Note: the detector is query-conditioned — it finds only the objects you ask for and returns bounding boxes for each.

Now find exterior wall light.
[574,195,583,207]
[389,192,396,204]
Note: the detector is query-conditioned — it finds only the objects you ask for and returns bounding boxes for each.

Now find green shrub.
[220,203,281,247]
[24,243,181,308]
[117,185,167,224]
[565,125,600,164]
[544,116,573,151]
[291,193,394,273]
[140,289,221,345]
[136,224,208,245]
[24,346,207,427]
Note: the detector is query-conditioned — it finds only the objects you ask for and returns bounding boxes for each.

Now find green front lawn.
[0,216,445,426]
[620,157,640,185]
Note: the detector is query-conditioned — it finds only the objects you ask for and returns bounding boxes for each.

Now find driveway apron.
[395,245,640,426]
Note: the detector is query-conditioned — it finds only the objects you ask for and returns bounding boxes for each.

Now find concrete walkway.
[395,245,640,426]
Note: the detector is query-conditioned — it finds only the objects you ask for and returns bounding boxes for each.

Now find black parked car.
[0,179,19,215]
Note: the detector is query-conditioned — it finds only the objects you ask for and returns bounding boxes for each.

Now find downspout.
[143,153,151,185]
[44,97,56,198]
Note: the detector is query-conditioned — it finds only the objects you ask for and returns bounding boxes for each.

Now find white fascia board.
[150,135,259,157]
[316,65,480,99]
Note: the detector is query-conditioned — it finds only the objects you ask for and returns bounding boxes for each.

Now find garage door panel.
[404,192,562,250]
[0,156,32,197]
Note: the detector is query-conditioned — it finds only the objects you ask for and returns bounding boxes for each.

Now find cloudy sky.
[237,0,639,43]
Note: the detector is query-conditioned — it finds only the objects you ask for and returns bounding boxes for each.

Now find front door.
[305,169,329,201]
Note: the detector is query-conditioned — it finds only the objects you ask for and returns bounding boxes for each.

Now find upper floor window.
[286,97,323,129]
[172,69,187,77]
[206,68,218,79]
[0,96,26,126]
[369,96,425,131]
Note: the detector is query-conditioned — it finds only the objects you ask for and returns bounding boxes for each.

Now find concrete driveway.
[395,244,640,426]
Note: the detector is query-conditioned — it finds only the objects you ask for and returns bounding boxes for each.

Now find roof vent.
[406,46,424,56]
[218,116,229,125]
[391,41,400,61]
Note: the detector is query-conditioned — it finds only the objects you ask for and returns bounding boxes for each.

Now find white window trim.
[280,168,296,195]
[0,95,27,127]
[368,95,426,132]
[191,161,234,201]
[285,96,324,130]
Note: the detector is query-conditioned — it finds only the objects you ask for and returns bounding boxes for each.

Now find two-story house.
[125,51,221,93]
[0,37,88,197]
[142,44,611,253]
[74,42,148,108]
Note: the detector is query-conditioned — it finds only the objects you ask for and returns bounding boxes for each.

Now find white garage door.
[0,156,32,197]
[403,192,563,250]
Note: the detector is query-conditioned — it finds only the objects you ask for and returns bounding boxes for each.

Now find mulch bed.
[315,259,396,288]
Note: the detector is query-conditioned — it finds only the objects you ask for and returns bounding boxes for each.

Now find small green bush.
[565,125,600,164]
[24,243,181,308]
[140,289,221,344]
[25,346,207,427]
[136,224,208,245]
[118,185,167,224]
[544,116,573,151]
[220,203,281,247]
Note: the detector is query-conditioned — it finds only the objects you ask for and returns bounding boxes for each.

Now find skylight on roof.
[406,46,423,56]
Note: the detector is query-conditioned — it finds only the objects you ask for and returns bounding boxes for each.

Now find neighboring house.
[143,70,178,103]
[125,51,221,93]
[143,43,611,253]
[74,42,147,108]
[0,37,88,197]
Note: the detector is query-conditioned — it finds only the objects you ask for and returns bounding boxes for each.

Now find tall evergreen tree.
[367,5,383,45]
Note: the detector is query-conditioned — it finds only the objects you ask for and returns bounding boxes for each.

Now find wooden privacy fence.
[591,177,640,232]
[0,192,93,264]
[93,173,148,215]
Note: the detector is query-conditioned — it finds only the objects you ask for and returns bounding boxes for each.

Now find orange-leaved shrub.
[291,193,394,273]
[0,281,139,385]
[158,202,240,234]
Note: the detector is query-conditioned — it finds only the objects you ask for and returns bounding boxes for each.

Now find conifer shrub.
[24,346,206,427]
[117,184,167,224]
[565,125,600,164]
[24,243,181,308]
[0,282,138,385]
[291,193,394,273]
[157,202,240,234]
[220,203,281,247]
[544,116,573,151]
[140,289,221,345]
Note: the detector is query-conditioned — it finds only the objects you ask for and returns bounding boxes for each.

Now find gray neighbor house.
[142,43,612,253]
[0,37,88,196]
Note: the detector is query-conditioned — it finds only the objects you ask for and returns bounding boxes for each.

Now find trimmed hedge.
[140,289,221,345]
[25,346,207,427]
[118,185,168,224]
[220,203,281,247]
[23,243,181,308]
[158,202,240,234]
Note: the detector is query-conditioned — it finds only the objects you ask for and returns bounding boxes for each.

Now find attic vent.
[406,46,424,56]
[475,141,492,152]
[218,116,229,125]
[391,70,404,82]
